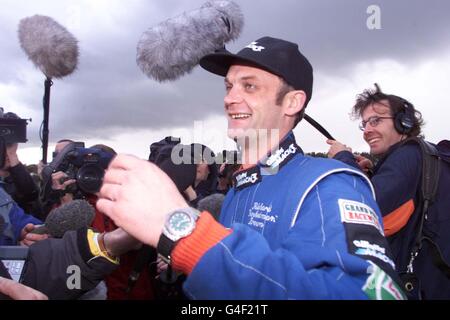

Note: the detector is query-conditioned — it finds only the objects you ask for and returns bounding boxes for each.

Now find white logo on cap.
[246,41,265,52]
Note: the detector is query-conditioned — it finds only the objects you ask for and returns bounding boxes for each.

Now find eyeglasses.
[359,116,393,131]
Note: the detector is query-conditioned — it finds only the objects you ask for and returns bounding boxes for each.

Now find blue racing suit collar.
[232,132,303,190]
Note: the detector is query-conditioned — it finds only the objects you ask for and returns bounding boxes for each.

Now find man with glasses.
[327,84,450,299]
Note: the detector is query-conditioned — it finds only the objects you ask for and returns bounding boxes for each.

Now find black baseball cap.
[199,36,313,104]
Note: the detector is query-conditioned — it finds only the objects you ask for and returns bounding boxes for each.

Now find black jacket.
[21,228,117,300]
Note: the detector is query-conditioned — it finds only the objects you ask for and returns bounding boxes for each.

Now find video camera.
[41,142,114,201]
[0,108,29,168]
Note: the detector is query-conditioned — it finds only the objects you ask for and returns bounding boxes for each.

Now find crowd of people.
[1,35,448,300]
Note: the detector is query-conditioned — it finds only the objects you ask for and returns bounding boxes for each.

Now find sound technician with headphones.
[327,83,450,299]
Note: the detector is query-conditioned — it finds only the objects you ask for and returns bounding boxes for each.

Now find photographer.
[0,110,42,219]
[0,111,47,247]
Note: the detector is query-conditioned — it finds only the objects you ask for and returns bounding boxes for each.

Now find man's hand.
[51,171,76,204]
[20,224,49,247]
[355,155,374,174]
[326,139,352,158]
[103,228,143,257]
[51,171,76,191]
[0,143,20,173]
[183,185,198,202]
[156,256,169,274]
[97,154,188,247]
[0,276,48,300]
[5,143,20,168]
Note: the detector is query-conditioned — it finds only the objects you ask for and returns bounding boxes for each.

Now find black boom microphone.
[137,0,244,82]
[18,15,79,164]
[303,114,335,140]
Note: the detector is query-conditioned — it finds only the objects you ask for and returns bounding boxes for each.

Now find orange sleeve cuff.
[171,211,232,275]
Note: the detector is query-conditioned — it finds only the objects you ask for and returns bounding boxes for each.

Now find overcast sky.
[1,0,449,164]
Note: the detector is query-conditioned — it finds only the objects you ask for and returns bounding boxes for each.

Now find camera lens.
[76,163,105,194]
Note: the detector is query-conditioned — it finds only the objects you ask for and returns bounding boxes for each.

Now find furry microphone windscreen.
[197,193,225,221]
[18,15,79,79]
[45,200,96,238]
[136,0,244,82]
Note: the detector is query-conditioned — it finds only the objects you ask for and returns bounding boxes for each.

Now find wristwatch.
[157,207,200,264]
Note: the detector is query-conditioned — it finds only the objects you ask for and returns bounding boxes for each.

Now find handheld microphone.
[18,15,79,79]
[32,200,95,238]
[136,0,244,82]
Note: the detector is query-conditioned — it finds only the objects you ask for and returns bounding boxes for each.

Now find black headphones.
[393,98,415,134]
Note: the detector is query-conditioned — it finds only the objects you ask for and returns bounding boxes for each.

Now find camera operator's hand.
[97,154,188,247]
[5,143,20,168]
[51,171,76,204]
[20,223,49,247]
[0,276,48,300]
[51,171,76,191]
[0,143,20,173]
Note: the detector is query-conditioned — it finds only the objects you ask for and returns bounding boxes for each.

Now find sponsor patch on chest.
[338,199,383,235]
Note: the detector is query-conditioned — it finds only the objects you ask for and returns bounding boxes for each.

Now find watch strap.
[157,232,176,264]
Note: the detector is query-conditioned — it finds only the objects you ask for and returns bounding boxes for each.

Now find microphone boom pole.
[304,114,335,141]
[42,77,53,164]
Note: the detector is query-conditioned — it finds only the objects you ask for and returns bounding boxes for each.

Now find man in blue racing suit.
[97,36,406,299]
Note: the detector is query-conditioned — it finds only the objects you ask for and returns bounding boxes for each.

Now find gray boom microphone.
[18,15,79,79]
[18,14,79,164]
[137,0,244,82]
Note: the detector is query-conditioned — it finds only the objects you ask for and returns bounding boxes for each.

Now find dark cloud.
[237,0,450,70]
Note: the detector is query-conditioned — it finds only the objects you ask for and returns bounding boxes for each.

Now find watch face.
[167,211,195,238]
